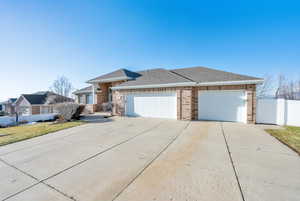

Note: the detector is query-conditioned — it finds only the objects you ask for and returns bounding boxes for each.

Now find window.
[86,94,93,104]
[19,106,30,115]
[41,106,50,114]
[78,95,84,104]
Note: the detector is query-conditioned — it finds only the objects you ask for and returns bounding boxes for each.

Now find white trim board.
[112,82,196,90]
[112,80,263,90]
[196,79,263,86]
[87,76,130,84]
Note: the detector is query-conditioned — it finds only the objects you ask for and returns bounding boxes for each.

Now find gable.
[87,69,140,83]
[15,96,31,107]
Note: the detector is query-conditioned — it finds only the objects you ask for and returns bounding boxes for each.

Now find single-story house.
[15,91,74,115]
[0,98,17,115]
[73,66,263,123]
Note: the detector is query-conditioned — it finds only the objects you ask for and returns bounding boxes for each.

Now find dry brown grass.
[0,121,85,146]
[266,126,300,155]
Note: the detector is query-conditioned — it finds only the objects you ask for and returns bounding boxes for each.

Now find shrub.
[0,111,7,116]
[102,102,113,112]
[54,103,79,121]
[72,105,85,120]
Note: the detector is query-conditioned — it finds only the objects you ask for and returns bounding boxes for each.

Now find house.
[73,66,263,123]
[0,98,17,115]
[15,91,74,115]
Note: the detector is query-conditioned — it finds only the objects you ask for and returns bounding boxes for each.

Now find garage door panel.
[125,92,177,119]
[198,90,247,123]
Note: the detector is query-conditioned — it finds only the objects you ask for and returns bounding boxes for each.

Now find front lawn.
[266,126,300,155]
[0,121,85,146]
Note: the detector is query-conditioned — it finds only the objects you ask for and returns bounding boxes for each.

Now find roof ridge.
[135,68,165,73]
[169,70,195,82]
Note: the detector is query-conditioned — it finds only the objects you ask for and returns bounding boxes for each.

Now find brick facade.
[112,84,257,124]
[177,87,194,120]
[94,81,125,112]
[83,104,96,114]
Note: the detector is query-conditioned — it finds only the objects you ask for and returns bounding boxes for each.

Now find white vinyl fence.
[0,114,56,127]
[257,99,300,126]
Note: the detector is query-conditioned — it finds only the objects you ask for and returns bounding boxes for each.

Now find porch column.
[92,83,98,105]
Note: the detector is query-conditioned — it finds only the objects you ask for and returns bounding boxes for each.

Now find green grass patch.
[266,126,300,155]
[0,121,85,146]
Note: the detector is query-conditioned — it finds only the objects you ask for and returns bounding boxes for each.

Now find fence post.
[276,99,286,125]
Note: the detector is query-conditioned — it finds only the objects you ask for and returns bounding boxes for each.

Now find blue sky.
[0,0,299,100]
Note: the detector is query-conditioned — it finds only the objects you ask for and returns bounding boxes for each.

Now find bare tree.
[288,81,296,100]
[15,106,29,124]
[50,76,73,98]
[275,74,287,99]
[257,75,275,98]
[275,74,300,100]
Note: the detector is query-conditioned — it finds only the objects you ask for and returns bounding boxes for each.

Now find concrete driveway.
[0,117,299,201]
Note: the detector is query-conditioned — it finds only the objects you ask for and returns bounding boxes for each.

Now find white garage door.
[198,90,247,123]
[125,91,177,119]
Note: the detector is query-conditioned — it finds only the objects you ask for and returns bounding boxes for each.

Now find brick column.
[246,84,256,124]
[192,88,198,120]
[176,89,182,120]
[112,90,125,116]
[177,87,194,120]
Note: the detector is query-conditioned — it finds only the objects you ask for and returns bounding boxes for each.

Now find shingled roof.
[87,69,141,83]
[112,66,262,89]
[22,94,48,104]
[116,68,193,88]
[21,91,73,105]
[80,66,263,90]
[171,66,261,83]
[73,86,93,94]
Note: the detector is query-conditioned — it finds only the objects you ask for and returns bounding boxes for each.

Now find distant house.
[15,91,74,115]
[0,98,17,115]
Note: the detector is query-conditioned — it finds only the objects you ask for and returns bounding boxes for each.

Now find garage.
[125,91,177,119]
[198,90,247,123]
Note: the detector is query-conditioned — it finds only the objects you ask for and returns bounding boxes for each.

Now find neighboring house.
[73,66,263,123]
[15,91,74,115]
[0,98,17,115]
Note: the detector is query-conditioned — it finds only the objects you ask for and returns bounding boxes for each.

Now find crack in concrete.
[111,121,191,201]
[0,158,76,201]
[41,120,167,182]
[220,122,246,201]
[0,120,167,201]
[41,181,78,201]
[0,158,40,181]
